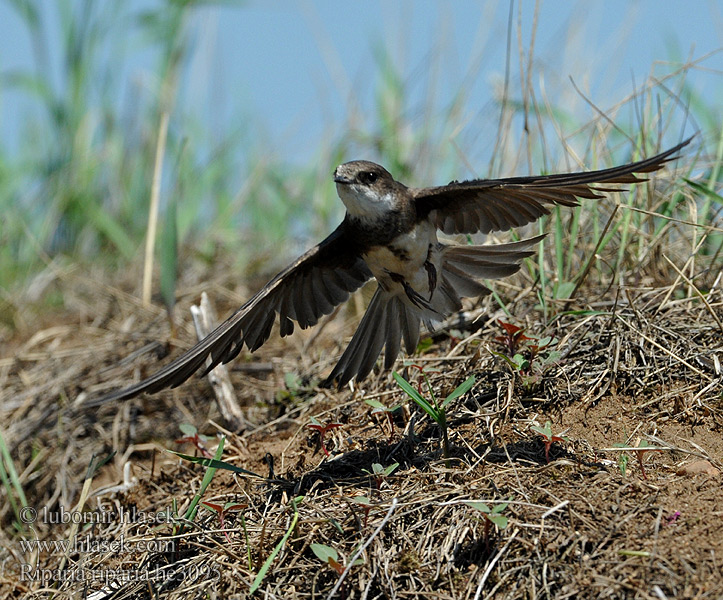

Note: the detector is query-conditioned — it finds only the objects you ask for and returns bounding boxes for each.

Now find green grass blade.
[167,449,263,479]
[249,497,302,594]
[179,437,225,527]
[441,375,476,409]
[393,371,439,421]
[85,201,137,260]
[536,223,548,321]
[0,428,27,530]
[160,194,178,313]
[685,179,723,206]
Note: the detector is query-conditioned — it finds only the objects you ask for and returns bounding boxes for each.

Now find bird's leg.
[424,244,437,299]
[387,270,433,311]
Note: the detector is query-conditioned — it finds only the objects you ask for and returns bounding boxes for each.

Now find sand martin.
[92,138,690,403]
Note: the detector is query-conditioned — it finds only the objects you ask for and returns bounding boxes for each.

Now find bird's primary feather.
[88,138,691,405]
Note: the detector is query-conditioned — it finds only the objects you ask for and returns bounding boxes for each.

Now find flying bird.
[92,139,690,404]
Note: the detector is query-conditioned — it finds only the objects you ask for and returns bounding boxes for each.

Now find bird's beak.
[333,168,351,184]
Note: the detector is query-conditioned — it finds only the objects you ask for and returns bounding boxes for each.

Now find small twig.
[563,205,619,310]
[655,234,711,315]
[541,500,570,519]
[662,254,723,335]
[326,497,398,600]
[624,205,723,233]
[473,528,519,600]
[615,314,711,380]
[191,292,246,430]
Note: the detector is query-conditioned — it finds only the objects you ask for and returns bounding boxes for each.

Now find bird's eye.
[359,171,378,184]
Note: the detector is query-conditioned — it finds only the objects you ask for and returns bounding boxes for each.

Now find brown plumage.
[88,138,690,405]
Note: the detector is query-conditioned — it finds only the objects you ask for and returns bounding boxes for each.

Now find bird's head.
[333,160,403,220]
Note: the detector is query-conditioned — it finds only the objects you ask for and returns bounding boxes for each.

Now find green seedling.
[365,399,404,442]
[609,438,666,480]
[310,543,364,576]
[350,495,375,527]
[201,501,247,544]
[307,417,343,457]
[415,337,435,354]
[362,462,399,491]
[618,549,651,558]
[491,321,560,390]
[275,371,304,403]
[311,543,345,575]
[630,438,665,480]
[311,541,363,600]
[394,372,475,461]
[465,500,510,551]
[612,441,630,476]
[495,320,532,355]
[175,423,213,458]
[530,421,569,463]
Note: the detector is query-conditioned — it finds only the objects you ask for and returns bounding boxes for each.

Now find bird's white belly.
[363,222,440,297]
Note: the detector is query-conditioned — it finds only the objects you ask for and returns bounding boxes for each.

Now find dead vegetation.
[1,144,722,600]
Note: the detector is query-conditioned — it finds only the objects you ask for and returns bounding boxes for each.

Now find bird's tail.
[431,234,544,314]
[324,235,543,389]
[324,288,419,389]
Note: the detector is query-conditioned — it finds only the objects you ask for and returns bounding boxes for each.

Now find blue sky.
[0,1,720,167]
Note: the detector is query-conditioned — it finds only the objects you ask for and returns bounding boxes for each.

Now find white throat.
[337,183,397,220]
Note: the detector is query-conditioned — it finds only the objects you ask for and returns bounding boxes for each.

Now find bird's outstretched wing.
[414,138,691,235]
[88,224,372,405]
